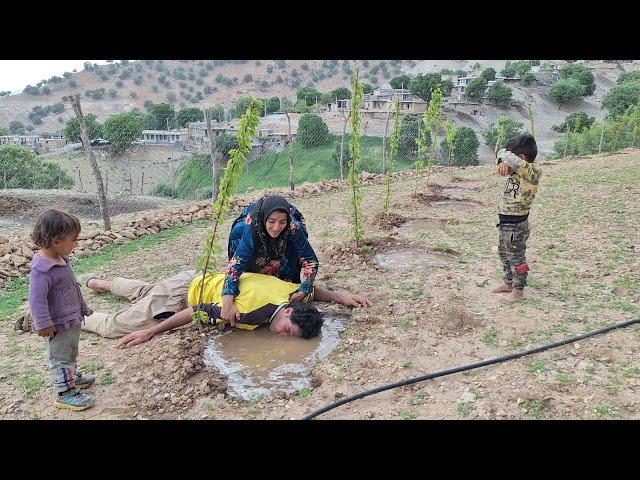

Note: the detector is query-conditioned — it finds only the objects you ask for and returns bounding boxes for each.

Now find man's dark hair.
[31,209,81,248]
[507,134,537,162]
[291,302,323,339]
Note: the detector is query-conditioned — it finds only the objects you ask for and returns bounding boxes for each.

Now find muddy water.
[442,188,469,197]
[373,248,457,271]
[431,200,480,211]
[203,315,347,401]
[399,218,448,235]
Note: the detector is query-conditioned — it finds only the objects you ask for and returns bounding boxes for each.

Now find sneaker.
[54,388,95,411]
[75,372,95,389]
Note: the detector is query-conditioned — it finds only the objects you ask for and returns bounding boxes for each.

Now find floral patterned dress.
[222,203,319,298]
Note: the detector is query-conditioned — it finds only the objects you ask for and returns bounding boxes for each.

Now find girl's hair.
[31,209,81,249]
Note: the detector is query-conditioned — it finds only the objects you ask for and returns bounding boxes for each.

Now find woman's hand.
[288,291,307,304]
[221,295,240,326]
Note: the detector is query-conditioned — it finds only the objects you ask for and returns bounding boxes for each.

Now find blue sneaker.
[54,388,95,411]
[75,372,95,389]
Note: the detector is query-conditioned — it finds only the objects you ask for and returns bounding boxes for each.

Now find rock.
[0,235,8,244]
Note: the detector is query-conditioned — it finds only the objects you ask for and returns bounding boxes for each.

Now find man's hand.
[288,291,306,304]
[116,329,154,349]
[498,162,511,177]
[37,325,55,338]
[221,295,240,326]
[340,294,372,308]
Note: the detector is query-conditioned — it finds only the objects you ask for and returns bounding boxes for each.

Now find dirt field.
[0,149,638,420]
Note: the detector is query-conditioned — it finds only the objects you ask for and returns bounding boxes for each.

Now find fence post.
[285,110,294,191]
[69,94,111,230]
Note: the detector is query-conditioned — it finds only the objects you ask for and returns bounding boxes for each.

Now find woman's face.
[265,210,288,238]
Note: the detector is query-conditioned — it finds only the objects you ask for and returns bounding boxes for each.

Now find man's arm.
[116,306,195,348]
[312,285,372,308]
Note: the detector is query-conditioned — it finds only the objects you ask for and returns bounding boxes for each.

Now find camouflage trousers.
[497,220,530,290]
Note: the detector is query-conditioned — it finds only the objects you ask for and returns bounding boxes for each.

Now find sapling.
[383,99,401,213]
[348,69,364,245]
[192,99,261,325]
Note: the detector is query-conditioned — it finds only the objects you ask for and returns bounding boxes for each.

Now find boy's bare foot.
[86,278,111,292]
[502,289,524,303]
[491,283,513,293]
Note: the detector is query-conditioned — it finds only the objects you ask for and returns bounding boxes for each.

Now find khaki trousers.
[82,270,195,338]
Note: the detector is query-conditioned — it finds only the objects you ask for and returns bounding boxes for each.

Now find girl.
[28,209,95,411]
[221,195,319,324]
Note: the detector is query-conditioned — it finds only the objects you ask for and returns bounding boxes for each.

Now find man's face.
[269,306,302,337]
[265,211,288,238]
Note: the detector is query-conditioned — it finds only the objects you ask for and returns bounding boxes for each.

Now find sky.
[0,60,112,94]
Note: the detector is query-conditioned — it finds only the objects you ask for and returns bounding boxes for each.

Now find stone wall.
[0,167,446,289]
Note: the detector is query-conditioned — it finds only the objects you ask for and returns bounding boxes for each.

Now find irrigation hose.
[300,317,640,420]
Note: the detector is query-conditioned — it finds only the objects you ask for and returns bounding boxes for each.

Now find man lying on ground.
[81,270,371,348]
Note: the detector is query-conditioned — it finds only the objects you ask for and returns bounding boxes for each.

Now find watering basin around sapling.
[203,314,348,401]
[373,248,457,271]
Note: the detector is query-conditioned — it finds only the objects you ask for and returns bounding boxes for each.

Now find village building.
[138,129,189,145]
[0,135,44,154]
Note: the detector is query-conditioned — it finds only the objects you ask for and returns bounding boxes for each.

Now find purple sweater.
[28,253,93,332]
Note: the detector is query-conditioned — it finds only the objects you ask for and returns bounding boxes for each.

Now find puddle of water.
[399,218,448,235]
[431,200,480,211]
[442,188,469,197]
[373,248,457,271]
[203,315,347,401]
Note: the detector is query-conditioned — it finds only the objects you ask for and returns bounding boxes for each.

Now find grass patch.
[409,389,429,405]
[527,361,548,373]
[20,377,45,397]
[523,400,545,419]
[457,403,474,417]
[298,387,312,398]
[401,359,412,369]
[398,318,413,332]
[100,370,116,385]
[594,404,620,418]
[398,409,416,420]
[482,326,498,348]
[80,360,104,374]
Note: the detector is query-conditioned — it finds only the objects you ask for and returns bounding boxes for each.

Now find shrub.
[297,114,329,148]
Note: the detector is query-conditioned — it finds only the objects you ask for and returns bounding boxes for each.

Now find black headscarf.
[248,195,291,263]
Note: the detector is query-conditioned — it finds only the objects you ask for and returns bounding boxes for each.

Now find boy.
[491,134,542,303]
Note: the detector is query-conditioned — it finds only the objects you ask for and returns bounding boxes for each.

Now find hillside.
[0,148,638,419]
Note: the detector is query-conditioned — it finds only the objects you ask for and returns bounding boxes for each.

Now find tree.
[331,87,352,100]
[560,63,595,96]
[409,73,443,102]
[512,61,532,78]
[176,107,204,127]
[297,86,321,106]
[500,65,516,78]
[483,118,524,149]
[390,75,411,89]
[265,97,280,114]
[8,121,25,135]
[548,79,584,104]
[214,134,239,160]
[147,103,176,130]
[487,82,512,105]
[552,112,595,133]
[62,114,101,143]
[362,83,374,94]
[617,71,640,85]
[480,68,496,82]
[398,114,425,158]
[521,72,536,86]
[209,105,225,122]
[465,77,488,101]
[602,81,640,117]
[297,114,329,148]
[450,127,479,166]
[243,74,253,83]
[0,145,74,189]
[102,112,144,151]
[0,125,8,136]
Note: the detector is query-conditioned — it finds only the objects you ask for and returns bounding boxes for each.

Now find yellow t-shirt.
[187,272,300,329]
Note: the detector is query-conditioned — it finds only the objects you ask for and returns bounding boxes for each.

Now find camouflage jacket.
[496,149,542,216]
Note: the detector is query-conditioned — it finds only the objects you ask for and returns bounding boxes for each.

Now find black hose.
[301,317,640,420]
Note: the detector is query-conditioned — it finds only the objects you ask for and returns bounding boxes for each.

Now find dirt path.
[1,150,639,420]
